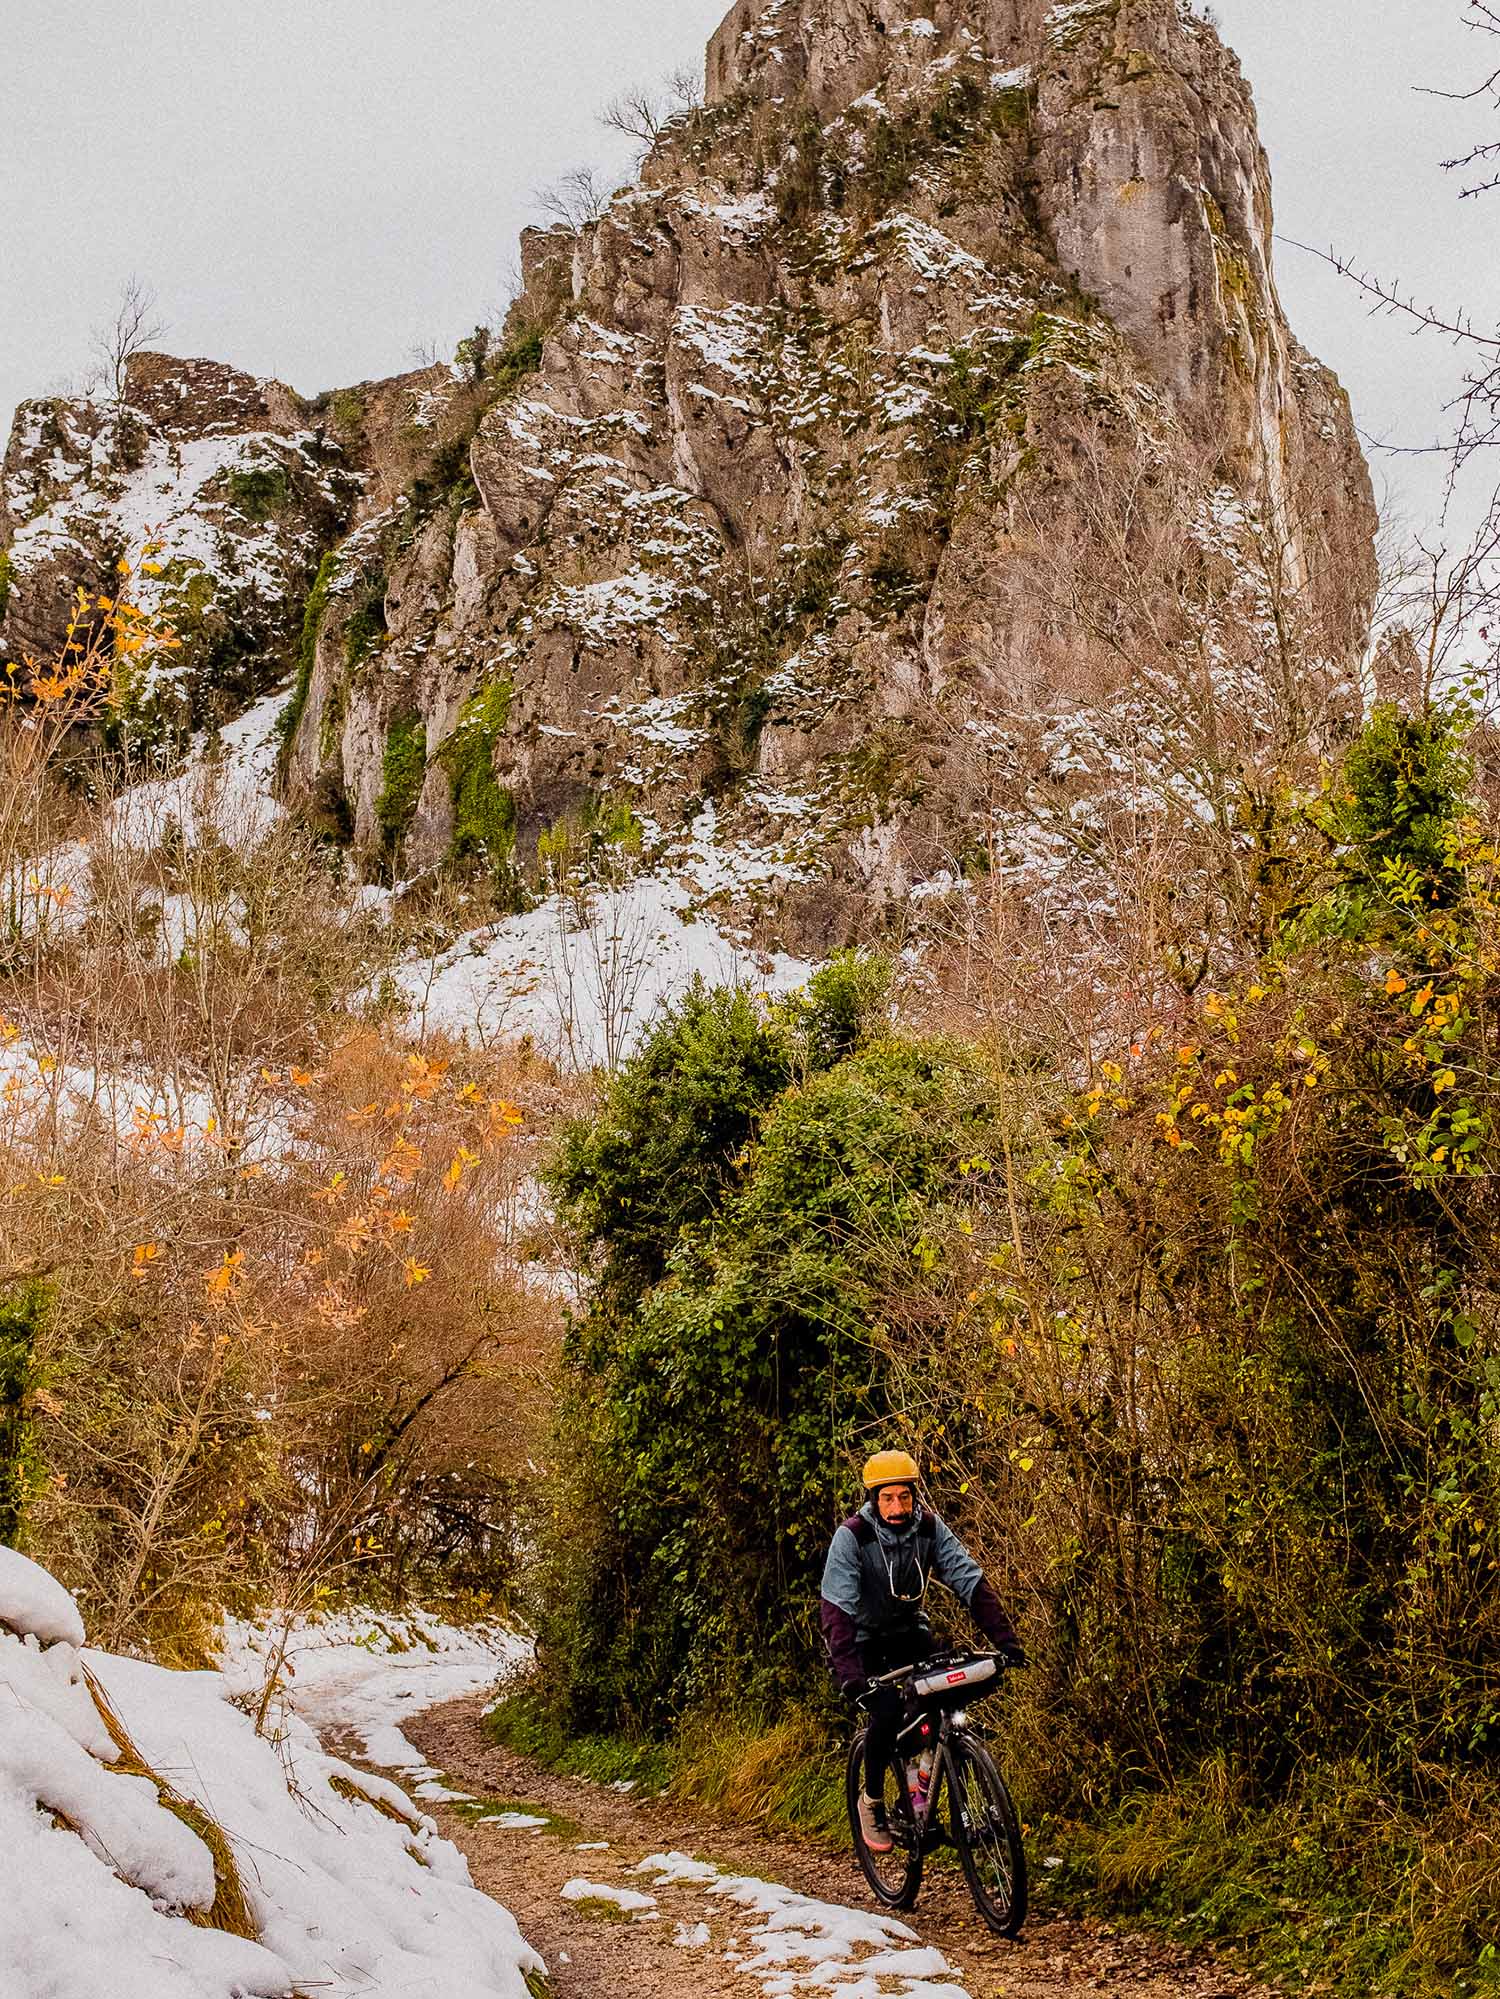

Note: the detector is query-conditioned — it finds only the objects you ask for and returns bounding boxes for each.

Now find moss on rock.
[276,549,338,767]
[377,713,426,854]
[442,677,516,871]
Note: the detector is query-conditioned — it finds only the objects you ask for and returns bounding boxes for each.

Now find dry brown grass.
[82,1662,260,1940]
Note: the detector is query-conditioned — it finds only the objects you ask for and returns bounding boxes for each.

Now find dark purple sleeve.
[968,1576,1019,1651]
[820,1598,864,1690]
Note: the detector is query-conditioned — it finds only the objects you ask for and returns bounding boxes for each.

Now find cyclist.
[820,1448,1024,1855]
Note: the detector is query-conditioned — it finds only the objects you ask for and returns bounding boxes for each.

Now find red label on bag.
[947,1670,966,1684]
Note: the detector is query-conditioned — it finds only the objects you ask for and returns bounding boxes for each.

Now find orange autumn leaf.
[402,1257,432,1288]
[204,1250,244,1299]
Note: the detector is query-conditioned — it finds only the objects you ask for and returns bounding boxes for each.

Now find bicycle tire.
[945,1734,1027,1936]
[845,1726,924,1909]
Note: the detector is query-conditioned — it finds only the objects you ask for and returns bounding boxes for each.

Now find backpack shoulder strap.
[916,1511,938,1545]
[847,1513,876,1546]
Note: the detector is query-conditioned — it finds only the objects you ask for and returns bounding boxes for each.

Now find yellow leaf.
[204,1249,244,1299]
[403,1257,432,1288]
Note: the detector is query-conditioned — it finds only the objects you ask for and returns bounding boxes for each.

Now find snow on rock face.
[0,1554,546,1999]
[0,0,1378,975]
[0,1544,87,1648]
[0,356,353,739]
[267,0,1374,966]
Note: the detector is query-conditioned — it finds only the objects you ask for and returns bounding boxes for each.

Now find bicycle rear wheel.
[946,1735,1027,1936]
[846,1727,923,1909]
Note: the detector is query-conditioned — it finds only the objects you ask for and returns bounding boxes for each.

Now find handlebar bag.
[912,1657,997,1698]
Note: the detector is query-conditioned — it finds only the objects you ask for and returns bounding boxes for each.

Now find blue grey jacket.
[818,1502,1016,1686]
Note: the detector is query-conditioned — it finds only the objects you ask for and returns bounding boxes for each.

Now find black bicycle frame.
[891,1700,977,1834]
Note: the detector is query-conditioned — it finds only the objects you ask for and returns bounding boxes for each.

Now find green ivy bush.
[522,700,1500,1990]
[442,677,515,875]
[275,550,338,764]
[224,463,292,521]
[534,956,990,1728]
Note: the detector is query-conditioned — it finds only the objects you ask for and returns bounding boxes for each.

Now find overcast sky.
[3,1,1494,542]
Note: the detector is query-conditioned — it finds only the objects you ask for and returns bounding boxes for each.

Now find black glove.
[999,1642,1027,1670]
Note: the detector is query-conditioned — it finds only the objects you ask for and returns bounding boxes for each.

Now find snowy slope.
[388,872,813,1070]
[0,1548,545,1999]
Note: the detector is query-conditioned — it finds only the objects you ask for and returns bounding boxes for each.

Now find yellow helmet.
[862,1448,920,1491]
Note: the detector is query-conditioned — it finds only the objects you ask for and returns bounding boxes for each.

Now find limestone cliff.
[1,0,1377,952]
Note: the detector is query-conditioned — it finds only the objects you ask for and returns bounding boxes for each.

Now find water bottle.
[909,1746,934,1816]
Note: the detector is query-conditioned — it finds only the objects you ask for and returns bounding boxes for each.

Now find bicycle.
[845,1649,1027,1936]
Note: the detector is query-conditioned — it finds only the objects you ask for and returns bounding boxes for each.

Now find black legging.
[860,1629,928,1797]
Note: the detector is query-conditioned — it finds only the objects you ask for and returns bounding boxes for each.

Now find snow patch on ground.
[636,1851,972,1998]
[561,1877,658,1914]
[107,685,287,851]
[386,873,812,1071]
[217,1605,531,1798]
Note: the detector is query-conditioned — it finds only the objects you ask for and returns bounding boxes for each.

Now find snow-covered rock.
[0,1544,86,1648]
[0,1558,546,1999]
[0,357,354,742]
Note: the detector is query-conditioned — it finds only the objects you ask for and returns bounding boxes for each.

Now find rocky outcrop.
[0,354,356,743]
[3,0,1378,953]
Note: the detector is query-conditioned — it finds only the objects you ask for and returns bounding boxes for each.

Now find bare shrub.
[534,166,614,232]
[0,572,568,1651]
[91,275,166,404]
[600,65,704,159]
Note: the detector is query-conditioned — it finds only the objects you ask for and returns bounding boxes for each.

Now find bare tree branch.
[91,276,166,404]
[533,166,613,232]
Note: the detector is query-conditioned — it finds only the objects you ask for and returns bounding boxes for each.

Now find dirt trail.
[405,1696,1278,1999]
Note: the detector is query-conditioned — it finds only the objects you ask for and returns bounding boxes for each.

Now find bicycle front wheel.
[946,1735,1027,1936]
[846,1727,923,1909]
